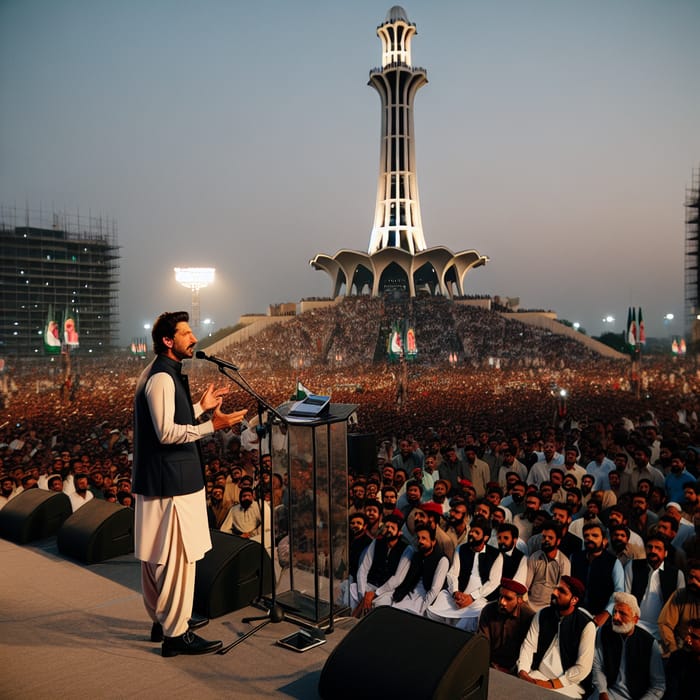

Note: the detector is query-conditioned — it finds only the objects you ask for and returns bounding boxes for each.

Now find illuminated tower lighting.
[367,6,428,255]
[174,267,215,330]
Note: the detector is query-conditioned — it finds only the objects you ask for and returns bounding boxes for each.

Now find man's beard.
[585,541,604,554]
[541,541,555,553]
[611,540,627,553]
[612,621,635,635]
[468,536,485,550]
[240,500,253,510]
[511,493,524,503]
[497,542,512,553]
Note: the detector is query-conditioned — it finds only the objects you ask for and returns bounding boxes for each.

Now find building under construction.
[685,168,700,347]
[0,205,120,356]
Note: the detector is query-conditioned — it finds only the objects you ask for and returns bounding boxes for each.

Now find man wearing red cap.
[517,575,595,697]
[478,578,535,673]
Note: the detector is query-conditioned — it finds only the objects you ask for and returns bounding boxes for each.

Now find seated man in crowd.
[353,513,408,617]
[517,576,595,697]
[571,522,624,627]
[623,532,684,640]
[590,592,664,700]
[477,578,535,674]
[526,520,572,612]
[658,559,700,658]
[427,516,502,631]
[663,616,700,700]
[496,523,528,584]
[372,525,449,616]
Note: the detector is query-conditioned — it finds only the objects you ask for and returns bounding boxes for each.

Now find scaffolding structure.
[0,204,120,356]
[685,169,700,346]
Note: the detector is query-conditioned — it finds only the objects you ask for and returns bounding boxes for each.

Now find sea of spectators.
[1,296,700,696]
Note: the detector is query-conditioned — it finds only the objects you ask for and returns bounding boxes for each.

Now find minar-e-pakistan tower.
[311,6,488,298]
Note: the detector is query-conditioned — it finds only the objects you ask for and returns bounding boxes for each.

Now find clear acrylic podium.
[272,402,357,628]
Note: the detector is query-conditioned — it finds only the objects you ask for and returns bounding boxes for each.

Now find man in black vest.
[372,524,449,616]
[343,512,373,610]
[517,575,595,695]
[133,311,246,657]
[427,516,503,631]
[571,522,624,627]
[496,523,528,584]
[664,616,700,700]
[623,533,684,640]
[353,513,408,616]
[591,592,665,700]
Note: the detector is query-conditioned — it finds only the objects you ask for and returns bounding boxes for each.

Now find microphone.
[195,350,239,371]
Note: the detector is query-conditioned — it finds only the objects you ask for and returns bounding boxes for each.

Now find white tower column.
[367,6,427,256]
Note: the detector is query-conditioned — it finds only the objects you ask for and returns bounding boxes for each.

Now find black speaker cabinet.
[347,433,377,474]
[0,489,72,544]
[319,607,490,700]
[57,499,134,564]
[193,529,272,618]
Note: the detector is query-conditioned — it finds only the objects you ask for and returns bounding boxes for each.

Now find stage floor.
[0,537,550,699]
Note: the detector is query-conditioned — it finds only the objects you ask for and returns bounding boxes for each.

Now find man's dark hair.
[609,524,630,538]
[497,523,519,538]
[540,519,563,540]
[469,515,491,536]
[414,523,435,540]
[551,502,572,517]
[644,533,669,550]
[582,521,606,537]
[152,311,189,355]
[657,514,679,533]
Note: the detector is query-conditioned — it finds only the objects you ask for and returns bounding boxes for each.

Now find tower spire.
[367,7,427,256]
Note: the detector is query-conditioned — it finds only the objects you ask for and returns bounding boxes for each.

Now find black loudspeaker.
[0,489,72,544]
[193,529,272,618]
[347,433,377,474]
[57,499,134,564]
[319,607,490,700]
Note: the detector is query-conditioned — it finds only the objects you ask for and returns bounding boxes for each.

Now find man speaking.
[133,311,246,657]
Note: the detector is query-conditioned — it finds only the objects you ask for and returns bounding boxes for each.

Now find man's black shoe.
[150,616,209,642]
[161,631,222,658]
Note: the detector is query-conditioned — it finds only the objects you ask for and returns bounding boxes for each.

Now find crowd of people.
[1,296,700,692]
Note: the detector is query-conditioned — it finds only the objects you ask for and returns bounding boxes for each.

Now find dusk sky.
[2,0,699,344]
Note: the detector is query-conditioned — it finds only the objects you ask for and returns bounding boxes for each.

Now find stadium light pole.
[174,267,215,331]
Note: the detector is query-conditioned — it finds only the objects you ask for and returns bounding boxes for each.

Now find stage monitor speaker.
[0,489,72,544]
[347,433,376,475]
[193,529,272,619]
[57,500,134,564]
[319,607,490,700]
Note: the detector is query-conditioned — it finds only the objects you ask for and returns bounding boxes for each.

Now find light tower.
[174,267,215,330]
[367,6,427,256]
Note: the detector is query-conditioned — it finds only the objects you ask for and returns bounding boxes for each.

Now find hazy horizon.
[2,0,699,345]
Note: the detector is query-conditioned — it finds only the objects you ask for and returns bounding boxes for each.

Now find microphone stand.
[198,358,286,654]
